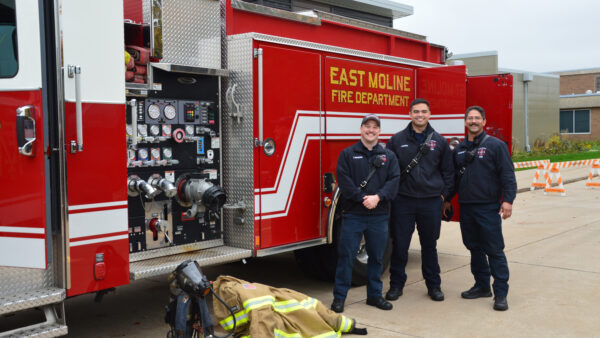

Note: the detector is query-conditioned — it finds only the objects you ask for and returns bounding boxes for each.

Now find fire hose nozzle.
[128,175,159,199]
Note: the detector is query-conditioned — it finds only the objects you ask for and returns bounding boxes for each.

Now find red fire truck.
[0,0,512,335]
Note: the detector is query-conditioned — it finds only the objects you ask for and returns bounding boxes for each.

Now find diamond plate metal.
[222,36,256,250]
[0,287,65,315]
[3,323,68,338]
[159,0,221,69]
[0,262,57,298]
[228,33,440,69]
[129,245,251,280]
[129,239,223,262]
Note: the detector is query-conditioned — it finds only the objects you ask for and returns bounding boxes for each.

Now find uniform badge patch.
[429,140,437,151]
[242,284,256,289]
[477,147,487,158]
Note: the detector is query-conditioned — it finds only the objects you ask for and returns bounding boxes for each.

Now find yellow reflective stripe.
[219,296,321,331]
[313,331,341,338]
[273,329,302,338]
[220,296,276,330]
[337,315,353,333]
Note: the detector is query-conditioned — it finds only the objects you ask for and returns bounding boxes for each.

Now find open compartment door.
[0,0,48,269]
[467,74,513,153]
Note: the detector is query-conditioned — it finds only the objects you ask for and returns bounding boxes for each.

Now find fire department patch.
[429,140,437,151]
[242,283,256,289]
[477,147,487,158]
[380,155,387,163]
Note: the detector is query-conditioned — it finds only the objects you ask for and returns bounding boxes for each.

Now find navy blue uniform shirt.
[337,141,400,215]
[386,123,454,200]
[452,131,517,204]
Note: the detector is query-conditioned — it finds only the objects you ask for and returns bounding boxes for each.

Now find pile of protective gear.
[212,275,367,337]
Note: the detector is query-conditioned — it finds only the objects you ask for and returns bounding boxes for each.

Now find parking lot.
[63,166,600,337]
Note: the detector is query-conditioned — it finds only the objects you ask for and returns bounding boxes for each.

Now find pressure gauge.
[150,148,161,160]
[162,124,172,136]
[137,148,149,161]
[162,147,173,160]
[149,124,160,136]
[147,104,161,120]
[138,124,148,137]
[127,149,136,161]
[164,104,177,120]
[126,124,133,136]
[185,125,194,136]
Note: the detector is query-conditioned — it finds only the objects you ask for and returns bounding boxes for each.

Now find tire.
[294,209,393,286]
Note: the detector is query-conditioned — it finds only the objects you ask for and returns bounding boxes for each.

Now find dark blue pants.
[333,213,388,301]
[389,195,442,290]
[459,203,509,297]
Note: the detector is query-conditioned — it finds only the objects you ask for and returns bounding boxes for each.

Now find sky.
[392,0,600,73]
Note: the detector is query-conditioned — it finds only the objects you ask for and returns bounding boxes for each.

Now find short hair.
[465,105,486,120]
[409,98,430,111]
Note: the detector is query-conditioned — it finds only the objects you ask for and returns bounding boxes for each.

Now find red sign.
[325,57,415,114]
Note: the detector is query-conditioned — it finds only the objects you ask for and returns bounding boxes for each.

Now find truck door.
[60,0,129,296]
[255,43,322,249]
[467,74,513,152]
[0,0,48,269]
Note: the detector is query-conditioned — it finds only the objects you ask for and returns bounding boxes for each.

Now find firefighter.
[443,106,516,311]
[385,98,454,302]
[331,114,400,313]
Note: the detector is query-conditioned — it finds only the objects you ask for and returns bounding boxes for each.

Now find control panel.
[126,94,224,254]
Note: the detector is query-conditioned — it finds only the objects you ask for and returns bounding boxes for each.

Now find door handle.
[16,105,36,157]
[68,64,83,153]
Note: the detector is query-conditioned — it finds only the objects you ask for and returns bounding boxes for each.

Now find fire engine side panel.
[225,0,444,64]
[60,0,128,296]
[255,43,322,248]
[222,36,257,251]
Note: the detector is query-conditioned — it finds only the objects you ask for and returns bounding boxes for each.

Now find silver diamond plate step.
[0,288,65,315]
[129,246,252,280]
[2,323,68,338]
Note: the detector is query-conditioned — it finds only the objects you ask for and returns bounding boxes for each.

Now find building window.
[560,109,590,134]
[0,0,18,78]
[596,75,600,92]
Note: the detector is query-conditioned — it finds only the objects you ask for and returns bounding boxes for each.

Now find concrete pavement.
[60,166,600,337]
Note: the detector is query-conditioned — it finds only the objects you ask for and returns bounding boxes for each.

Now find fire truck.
[0,0,512,335]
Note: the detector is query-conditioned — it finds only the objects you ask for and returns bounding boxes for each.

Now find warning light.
[323,197,332,207]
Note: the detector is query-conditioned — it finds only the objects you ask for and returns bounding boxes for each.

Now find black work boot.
[461,285,493,299]
[385,287,403,301]
[331,298,344,313]
[428,287,444,301]
[493,295,508,311]
[366,297,393,310]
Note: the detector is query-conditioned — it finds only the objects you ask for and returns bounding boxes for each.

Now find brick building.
[552,68,600,141]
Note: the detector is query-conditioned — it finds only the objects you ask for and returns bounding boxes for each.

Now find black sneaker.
[331,298,344,313]
[493,295,508,311]
[385,287,403,301]
[428,288,445,301]
[366,297,393,310]
[461,286,493,299]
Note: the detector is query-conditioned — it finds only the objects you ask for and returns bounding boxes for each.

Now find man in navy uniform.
[331,114,400,313]
[385,98,454,302]
[443,105,516,311]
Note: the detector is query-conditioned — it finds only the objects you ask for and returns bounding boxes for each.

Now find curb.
[517,176,589,194]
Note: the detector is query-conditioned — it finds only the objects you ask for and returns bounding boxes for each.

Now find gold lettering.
[330,67,339,85]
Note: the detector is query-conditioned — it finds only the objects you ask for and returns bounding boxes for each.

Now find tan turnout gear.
[212,276,355,337]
